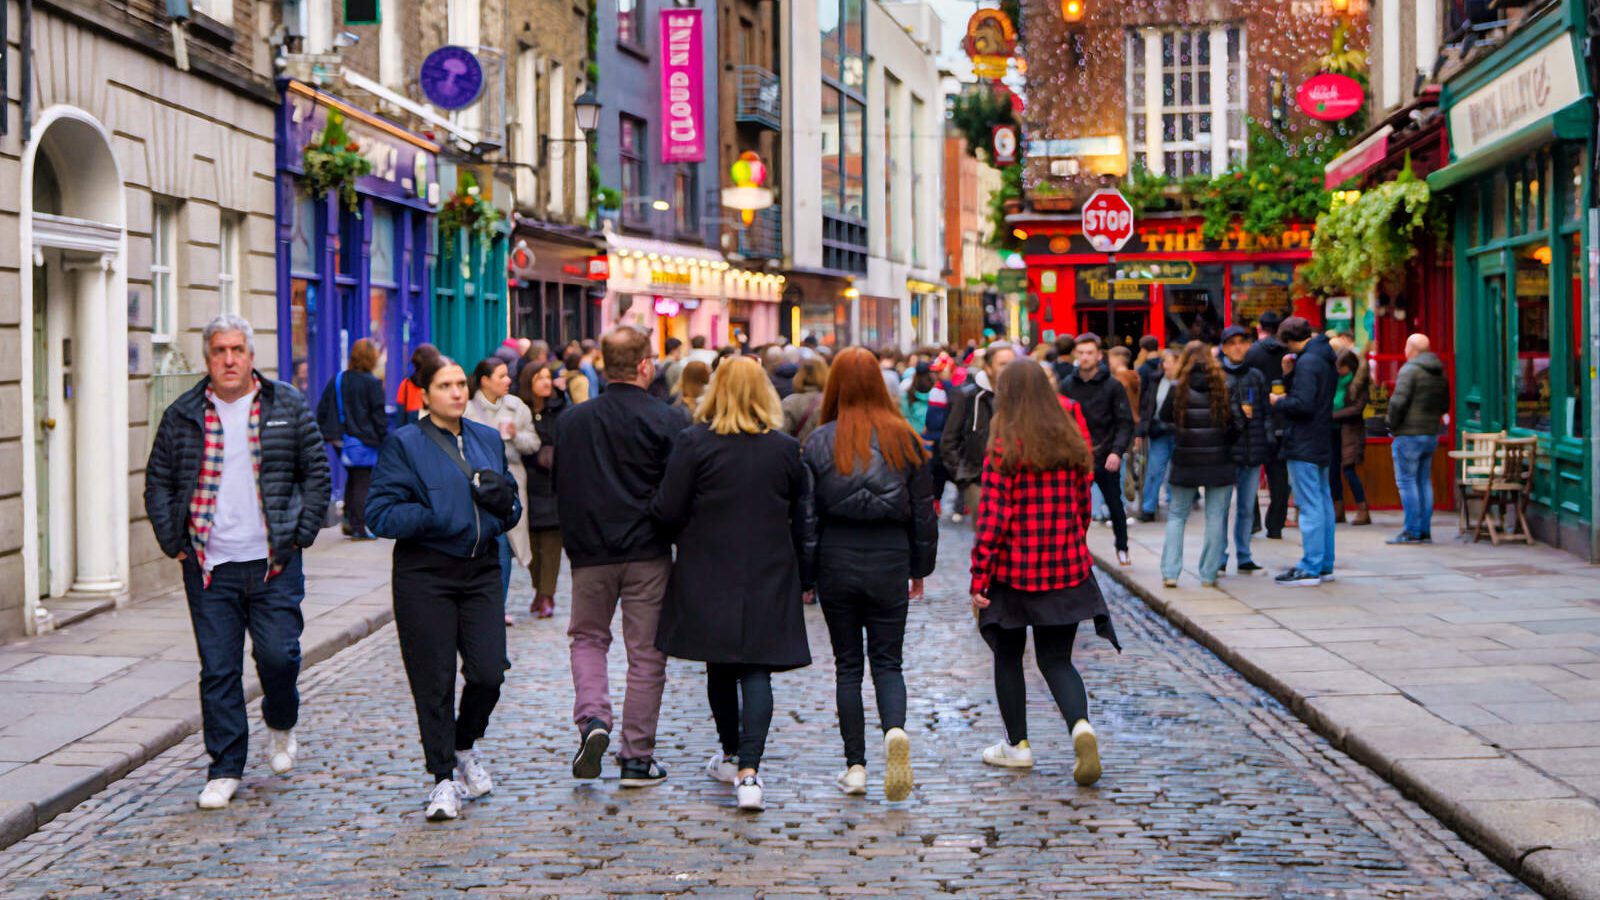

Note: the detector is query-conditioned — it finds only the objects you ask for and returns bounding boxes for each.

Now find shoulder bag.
[419,419,517,521]
[336,372,380,468]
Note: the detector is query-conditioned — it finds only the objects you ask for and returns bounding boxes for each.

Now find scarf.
[187,376,281,587]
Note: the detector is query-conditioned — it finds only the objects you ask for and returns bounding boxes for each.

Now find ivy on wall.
[1297,156,1446,298]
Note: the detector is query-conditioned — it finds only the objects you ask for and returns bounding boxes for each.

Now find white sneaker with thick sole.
[883,728,913,801]
[196,778,240,809]
[454,749,493,798]
[266,727,298,775]
[736,774,764,811]
[705,752,739,785]
[1072,720,1102,786]
[425,780,466,821]
[981,739,1034,768]
[836,765,867,796]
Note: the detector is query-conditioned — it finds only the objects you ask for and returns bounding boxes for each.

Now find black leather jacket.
[802,423,938,582]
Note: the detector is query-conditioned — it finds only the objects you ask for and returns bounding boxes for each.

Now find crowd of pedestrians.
[145,311,1449,820]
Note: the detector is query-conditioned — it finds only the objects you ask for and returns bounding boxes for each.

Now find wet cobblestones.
[0,528,1530,897]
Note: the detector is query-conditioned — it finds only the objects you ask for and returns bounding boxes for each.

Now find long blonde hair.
[695,356,783,435]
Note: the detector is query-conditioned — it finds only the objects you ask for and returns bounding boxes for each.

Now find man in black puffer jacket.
[1060,334,1134,563]
[1244,310,1292,537]
[144,315,330,810]
[1219,326,1269,573]
[1268,317,1338,586]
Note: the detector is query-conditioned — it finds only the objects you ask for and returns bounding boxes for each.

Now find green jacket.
[1387,351,1449,436]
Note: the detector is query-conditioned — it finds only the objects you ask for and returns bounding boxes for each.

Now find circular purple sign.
[419,46,486,111]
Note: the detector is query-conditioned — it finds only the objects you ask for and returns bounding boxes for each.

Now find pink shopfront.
[602,233,782,350]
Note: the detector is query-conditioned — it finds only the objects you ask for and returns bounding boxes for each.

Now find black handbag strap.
[419,418,474,483]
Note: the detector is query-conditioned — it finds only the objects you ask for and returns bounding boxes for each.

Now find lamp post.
[541,88,602,164]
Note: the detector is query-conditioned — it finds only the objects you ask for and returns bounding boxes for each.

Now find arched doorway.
[22,109,130,630]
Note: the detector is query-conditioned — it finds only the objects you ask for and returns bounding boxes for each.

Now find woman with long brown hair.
[315,338,388,540]
[780,356,829,443]
[1157,341,1242,588]
[802,347,937,802]
[971,360,1118,786]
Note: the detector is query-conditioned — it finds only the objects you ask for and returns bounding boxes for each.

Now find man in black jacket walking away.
[1244,311,1291,538]
[1220,326,1270,573]
[556,327,691,788]
[144,315,331,811]
[939,342,1016,518]
[1268,317,1338,586]
[1061,334,1135,565]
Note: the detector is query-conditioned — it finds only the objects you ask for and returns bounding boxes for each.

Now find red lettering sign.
[1297,73,1364,122]
[1081,189,1135,253]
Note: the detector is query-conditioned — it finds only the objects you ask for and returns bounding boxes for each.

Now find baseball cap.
[1257,310,1282,328]
[1221,325,1253,344]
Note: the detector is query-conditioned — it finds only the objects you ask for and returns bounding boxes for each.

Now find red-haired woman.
[316,338,389,539]
[802,347,937,802]
[970,360,1120,786]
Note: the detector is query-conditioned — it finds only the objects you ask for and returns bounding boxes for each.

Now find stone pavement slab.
[0,531,393,853]
[1090,508,1600,900]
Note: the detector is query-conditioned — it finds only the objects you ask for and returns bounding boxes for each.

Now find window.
[619,0,642,49]
[380,0,404,87]
[192,0,233,27]
[884,76,896,259]
[548,63,567,217]
[151,200,178,343]
[1568,232,1585,438]
[620,115,647,228]
[1512,242,1552,432]
[673,168,699,235]
[514,48,540,207]
[819,0,866,220]
[1126,25,1245,176]
[218,213,241,316]
[910,94,925,267]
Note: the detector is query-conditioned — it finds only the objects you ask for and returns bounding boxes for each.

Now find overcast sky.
[925,0,985,75]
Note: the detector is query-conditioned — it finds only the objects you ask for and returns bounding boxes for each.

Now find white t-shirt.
[205,391,270,569]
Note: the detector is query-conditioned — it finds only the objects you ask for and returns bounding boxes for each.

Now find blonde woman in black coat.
[651,357,814,813]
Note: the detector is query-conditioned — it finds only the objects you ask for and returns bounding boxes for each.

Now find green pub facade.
[1430,0,1596,559]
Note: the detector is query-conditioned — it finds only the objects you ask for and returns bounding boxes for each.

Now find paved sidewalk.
[1088,507,1600,900]
[0,532,393,851]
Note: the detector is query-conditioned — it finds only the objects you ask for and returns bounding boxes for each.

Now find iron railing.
[736,204,782,260]
[735,66,781,130]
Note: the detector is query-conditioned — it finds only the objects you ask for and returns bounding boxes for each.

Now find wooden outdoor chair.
[1451,430,1505,533]
[1472,436,1537,545]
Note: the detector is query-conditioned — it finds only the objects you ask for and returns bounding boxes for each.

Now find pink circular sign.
[1297,73,1364,122]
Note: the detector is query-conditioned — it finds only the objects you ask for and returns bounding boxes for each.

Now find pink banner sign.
[659,9,705,163]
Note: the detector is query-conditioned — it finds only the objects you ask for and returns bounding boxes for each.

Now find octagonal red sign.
[1081,189,1135,253]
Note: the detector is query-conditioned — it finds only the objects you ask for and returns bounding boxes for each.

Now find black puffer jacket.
[1159,368,1240,488]
[315,369,388,448]
[521,393,567,530]
[802,423,938,582]
[1060,363,1134,466]
[1222,357,1270,467]
[144,373,332,561]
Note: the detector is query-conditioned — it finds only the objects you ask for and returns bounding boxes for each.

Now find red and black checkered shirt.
[969,458,1094,597]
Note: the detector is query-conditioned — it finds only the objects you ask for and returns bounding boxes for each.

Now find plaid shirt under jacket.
[187,375,282,587]
[969,456,1094,597]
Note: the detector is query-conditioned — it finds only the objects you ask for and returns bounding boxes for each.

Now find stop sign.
[1082,189,1135,253]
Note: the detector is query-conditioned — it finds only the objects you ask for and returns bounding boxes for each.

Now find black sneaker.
[1385,532,1425,545]
[571,718,610,780]
[1137,512,1156,523]
[619,757,668,788]
[1265,532,1284,540]
[1419,534,1433,544]
[1274,567,1322,587]
[1237,561,1263,573]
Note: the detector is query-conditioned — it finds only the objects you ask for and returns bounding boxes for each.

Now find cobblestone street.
[0,528,1531,897]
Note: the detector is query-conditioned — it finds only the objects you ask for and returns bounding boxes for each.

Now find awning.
[604,232,724,264]
[1324,125,1393,189]
[1427,98,1593,193]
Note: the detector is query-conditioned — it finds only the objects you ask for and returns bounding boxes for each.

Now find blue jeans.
[1227,466,1260,566]
[1161,483,1235,584]
[498,534,513,610]
[181,552,305,779]
[1141,435,1175,515]
[1391,435,1438,538]
[1287,460,1335,575]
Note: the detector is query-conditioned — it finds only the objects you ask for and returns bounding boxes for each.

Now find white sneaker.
[425,780,465,821]
[705,752,739,785]
[836,764,868,796]
[454,749,493,798]
[883,728,913,801]
[266,727,298,775]
[982,739,1034,768]
[736,774,764,811]
[197,777,240,809]
[950,512,964,523]
[1072,720,1102,786]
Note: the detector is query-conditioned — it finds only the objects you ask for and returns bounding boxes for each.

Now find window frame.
[1125,24,1246,177]
[619,114,648,230]
[618,0,646,53]
[218,212,242,317]
[151,200,179,345]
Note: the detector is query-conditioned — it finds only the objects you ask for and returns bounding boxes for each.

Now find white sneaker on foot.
[266,727,297,775]
[950,512,964,523]
[836,765,867,796]
[883,728,913,801]
[981,739,1034,768]
[1072,720,1102,786]
[736,774,764,811]
[705,752,739,785]
[197,778,240,809]
[425,780,466,821]
[454,749,493,798]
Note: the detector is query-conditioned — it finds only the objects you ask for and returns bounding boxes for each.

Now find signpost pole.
[1107,253,1116,349]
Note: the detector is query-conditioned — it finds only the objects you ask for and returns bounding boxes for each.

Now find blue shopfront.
[276,79,441,417]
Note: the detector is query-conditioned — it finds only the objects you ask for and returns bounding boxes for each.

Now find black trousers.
[706,664,774,771]
[1261,458,1290,537]
[1328,430,1366,505]
[818,546,910,767]
[985,623,1088,745]
[343,465,372,534]
[392,543,506,779]
[1093,464,1129,552]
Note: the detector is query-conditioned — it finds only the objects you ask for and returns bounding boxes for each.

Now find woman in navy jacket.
[367,356,521,823]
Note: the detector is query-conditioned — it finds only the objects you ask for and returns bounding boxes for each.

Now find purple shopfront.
[276,79,441,416]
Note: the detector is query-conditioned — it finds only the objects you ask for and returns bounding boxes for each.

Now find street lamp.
[572,89,602,132]
[1061,0,1085,23]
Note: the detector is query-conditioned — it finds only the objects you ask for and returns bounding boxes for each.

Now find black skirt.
[979,577,1121,651]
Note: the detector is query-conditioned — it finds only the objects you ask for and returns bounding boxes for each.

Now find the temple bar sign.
[1449,35,1582,161]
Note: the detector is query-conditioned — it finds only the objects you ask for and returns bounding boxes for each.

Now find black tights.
[986,624,1088,745]
[706,664,774,771]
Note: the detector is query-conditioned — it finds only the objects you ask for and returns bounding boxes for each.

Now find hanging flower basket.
[302,110,373,215]
[439,172,505,241]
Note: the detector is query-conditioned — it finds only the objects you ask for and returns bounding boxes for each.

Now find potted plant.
[302,110,373,214]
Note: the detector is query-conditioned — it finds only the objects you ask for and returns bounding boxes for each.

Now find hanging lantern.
[1061,0,1085,23]
[721,150,775,226]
